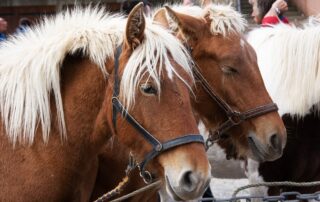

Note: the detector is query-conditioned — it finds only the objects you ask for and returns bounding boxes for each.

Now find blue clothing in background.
[0,33,6,42]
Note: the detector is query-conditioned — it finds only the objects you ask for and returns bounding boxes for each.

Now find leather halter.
[111,46,205,183]
[189,48,278,148]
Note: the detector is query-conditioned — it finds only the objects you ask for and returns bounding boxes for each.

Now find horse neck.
[59,54,111,151]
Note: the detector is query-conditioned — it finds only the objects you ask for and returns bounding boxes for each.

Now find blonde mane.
[0,7,193,145]
[161,4,247,37]
[247,24,320,116]
[205,4,247,36]
[121,17,193,110]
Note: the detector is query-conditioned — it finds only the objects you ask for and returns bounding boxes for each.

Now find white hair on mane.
[150,4,203,33]
[304,15,320,28]
[0,7,125,145]
[247,24,320,116]
[0,7,193,145]
[204,4,247,36]
[159,4,247,37]
[169,4,203,17]
[120,17,194,110]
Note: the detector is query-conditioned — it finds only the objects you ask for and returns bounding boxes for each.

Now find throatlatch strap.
[112,46,123,130]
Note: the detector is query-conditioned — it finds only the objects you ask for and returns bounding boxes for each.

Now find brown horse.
[0,4,210,201]
[91,3,287,202]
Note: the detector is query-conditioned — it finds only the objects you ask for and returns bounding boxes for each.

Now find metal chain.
[200,191,320,201]
[232,181,320,197]
[95,180,320,202]
[199,181,320,202]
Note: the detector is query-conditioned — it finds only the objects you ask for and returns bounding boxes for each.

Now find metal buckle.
[205,138,214,151]
[229,111,242,125]
[155,144,163,152]
[205,131,220,150]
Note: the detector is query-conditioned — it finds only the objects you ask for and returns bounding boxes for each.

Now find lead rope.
[109,180,161,202]
[93,154,162,202]
[93,154,137,202]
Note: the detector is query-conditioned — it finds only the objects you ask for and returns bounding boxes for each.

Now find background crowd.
[0,0,315,42]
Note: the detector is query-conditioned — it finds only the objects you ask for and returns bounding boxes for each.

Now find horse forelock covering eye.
[103,3,211,201]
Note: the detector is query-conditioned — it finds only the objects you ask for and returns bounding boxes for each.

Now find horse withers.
[0,4,210,201]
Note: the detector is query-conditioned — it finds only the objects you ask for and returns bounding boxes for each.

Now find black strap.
[112,97,162,148]
[111,46,205,184]
[113,96,204,171]
[112,46,122,130]
[138,134,204,173]
[192,63,278,147]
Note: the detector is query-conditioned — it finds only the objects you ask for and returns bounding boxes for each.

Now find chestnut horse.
[91,4,287,201]
[245,22,320,196]
[0,4,211,201]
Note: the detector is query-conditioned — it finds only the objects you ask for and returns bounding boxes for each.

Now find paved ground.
[210,178,250,199]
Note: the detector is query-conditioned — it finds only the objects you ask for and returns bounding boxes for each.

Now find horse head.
[100,4,210,200]
[153,4,287,162]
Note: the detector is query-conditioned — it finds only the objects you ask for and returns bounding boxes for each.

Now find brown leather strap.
[192,64,278,148]
[207,103,278,145]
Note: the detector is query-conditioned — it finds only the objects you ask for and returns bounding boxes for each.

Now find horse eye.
[222,66,238,75]
[140,83,157,96]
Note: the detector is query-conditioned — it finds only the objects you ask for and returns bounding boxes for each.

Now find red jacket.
[262,16,289,26]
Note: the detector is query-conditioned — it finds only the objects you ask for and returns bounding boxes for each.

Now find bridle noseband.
[187,45,278,149]
[111,46,205,184]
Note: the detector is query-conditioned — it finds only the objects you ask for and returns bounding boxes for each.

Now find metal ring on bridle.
[140,170,153,184]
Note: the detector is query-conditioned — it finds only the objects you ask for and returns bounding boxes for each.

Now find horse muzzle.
[248,132,285,162]
[165,170,211,201]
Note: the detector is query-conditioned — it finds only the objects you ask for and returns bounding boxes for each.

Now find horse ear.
[153,8,170,29]
[164,6,204,40]
[125,2,145,50]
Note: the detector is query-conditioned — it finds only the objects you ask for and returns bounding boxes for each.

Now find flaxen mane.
[248,24,320,116]
[0,7,193,145]
[161,4,247,36]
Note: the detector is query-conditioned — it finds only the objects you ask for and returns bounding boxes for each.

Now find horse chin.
[247,137,282,162]
[164,174,209,201]
[165,176,184,201]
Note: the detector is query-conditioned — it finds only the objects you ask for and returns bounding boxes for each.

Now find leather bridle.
[190,50,278,148]
[111,46,205,184]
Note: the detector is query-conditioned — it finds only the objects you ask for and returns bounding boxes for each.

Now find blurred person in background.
[0,17,8,42]
[15,17,32,34]
[249,0,289,26]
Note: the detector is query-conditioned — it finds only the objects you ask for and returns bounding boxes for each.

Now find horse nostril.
[269,133,282,152]
[183,171,192,186]
[248,135,255,144]
[180,171,197,192]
